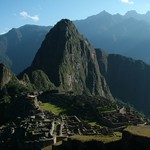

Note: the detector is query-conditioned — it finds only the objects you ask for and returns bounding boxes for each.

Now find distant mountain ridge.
[1,10,150,74]
[74,10,150,64]
[124,10,150,22]
[0,25,51,74]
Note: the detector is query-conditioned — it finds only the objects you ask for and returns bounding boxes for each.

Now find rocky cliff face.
[21,19,112,98]
[0,63,12,89]
[96,48,150,116]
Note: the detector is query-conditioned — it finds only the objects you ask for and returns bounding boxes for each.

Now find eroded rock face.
[22,19,112,98]
[0,63,12,89]
[96,48,150,116]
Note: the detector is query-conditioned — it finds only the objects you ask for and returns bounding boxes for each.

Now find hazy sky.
[1,0,150,34]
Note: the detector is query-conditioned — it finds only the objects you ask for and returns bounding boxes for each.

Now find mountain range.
[1,18,150,116]
[1,10,150,74]
[1,11,150,116]
[0,19,114,122]
[0,25,51,74]
[74,10,150,64]
[1,11,150,150]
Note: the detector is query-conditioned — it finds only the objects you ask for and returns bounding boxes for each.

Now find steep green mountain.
[20,19,112,98]
[0,63,32,98]
[0,25,51,74]
[0,63,32,122]
[96,48,150,116]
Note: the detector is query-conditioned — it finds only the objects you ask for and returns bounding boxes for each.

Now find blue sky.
[0,0,150,34]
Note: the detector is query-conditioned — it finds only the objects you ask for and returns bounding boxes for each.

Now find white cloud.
[121,0,134,4]
[20,11,39,22]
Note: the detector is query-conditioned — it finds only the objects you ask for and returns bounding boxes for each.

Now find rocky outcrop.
[96,48,150,116]
[20,19,113,98]
[0,63,12,89]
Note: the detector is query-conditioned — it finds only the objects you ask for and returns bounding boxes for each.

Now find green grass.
[40,102,65,115]
[69,135,122,143]
[97,106,115,112]
[114,132,122,137]
[124,126,150,137]
[89,122,97,126]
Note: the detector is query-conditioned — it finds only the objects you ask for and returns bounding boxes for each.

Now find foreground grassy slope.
[124,126,150,137]
[39,102,65,115]
[38,92,116,123]
[69,135,122,143]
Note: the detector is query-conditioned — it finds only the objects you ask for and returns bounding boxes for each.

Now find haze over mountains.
[1,11,150,116]
[1,10,150,74]
[1,9,150,149]
[0,25,51,74]
[0,19,114,123]
[19,19,112,98]
[75,10,150,63]
[125,10,150,22]
[0,17,150,116]
[96,49,150,116]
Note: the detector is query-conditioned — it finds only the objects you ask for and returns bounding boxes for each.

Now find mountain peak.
[54,19,72,30]
[85,11,112,21]
[48,19,79,38]
[146,11,150,15]
[55,19,73,26]
[100,10,110,15]
[125,10,138,14]
[95,10,111,18]
[31,19,82,83]
[125,10,139,17]
[21,19,113,98]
